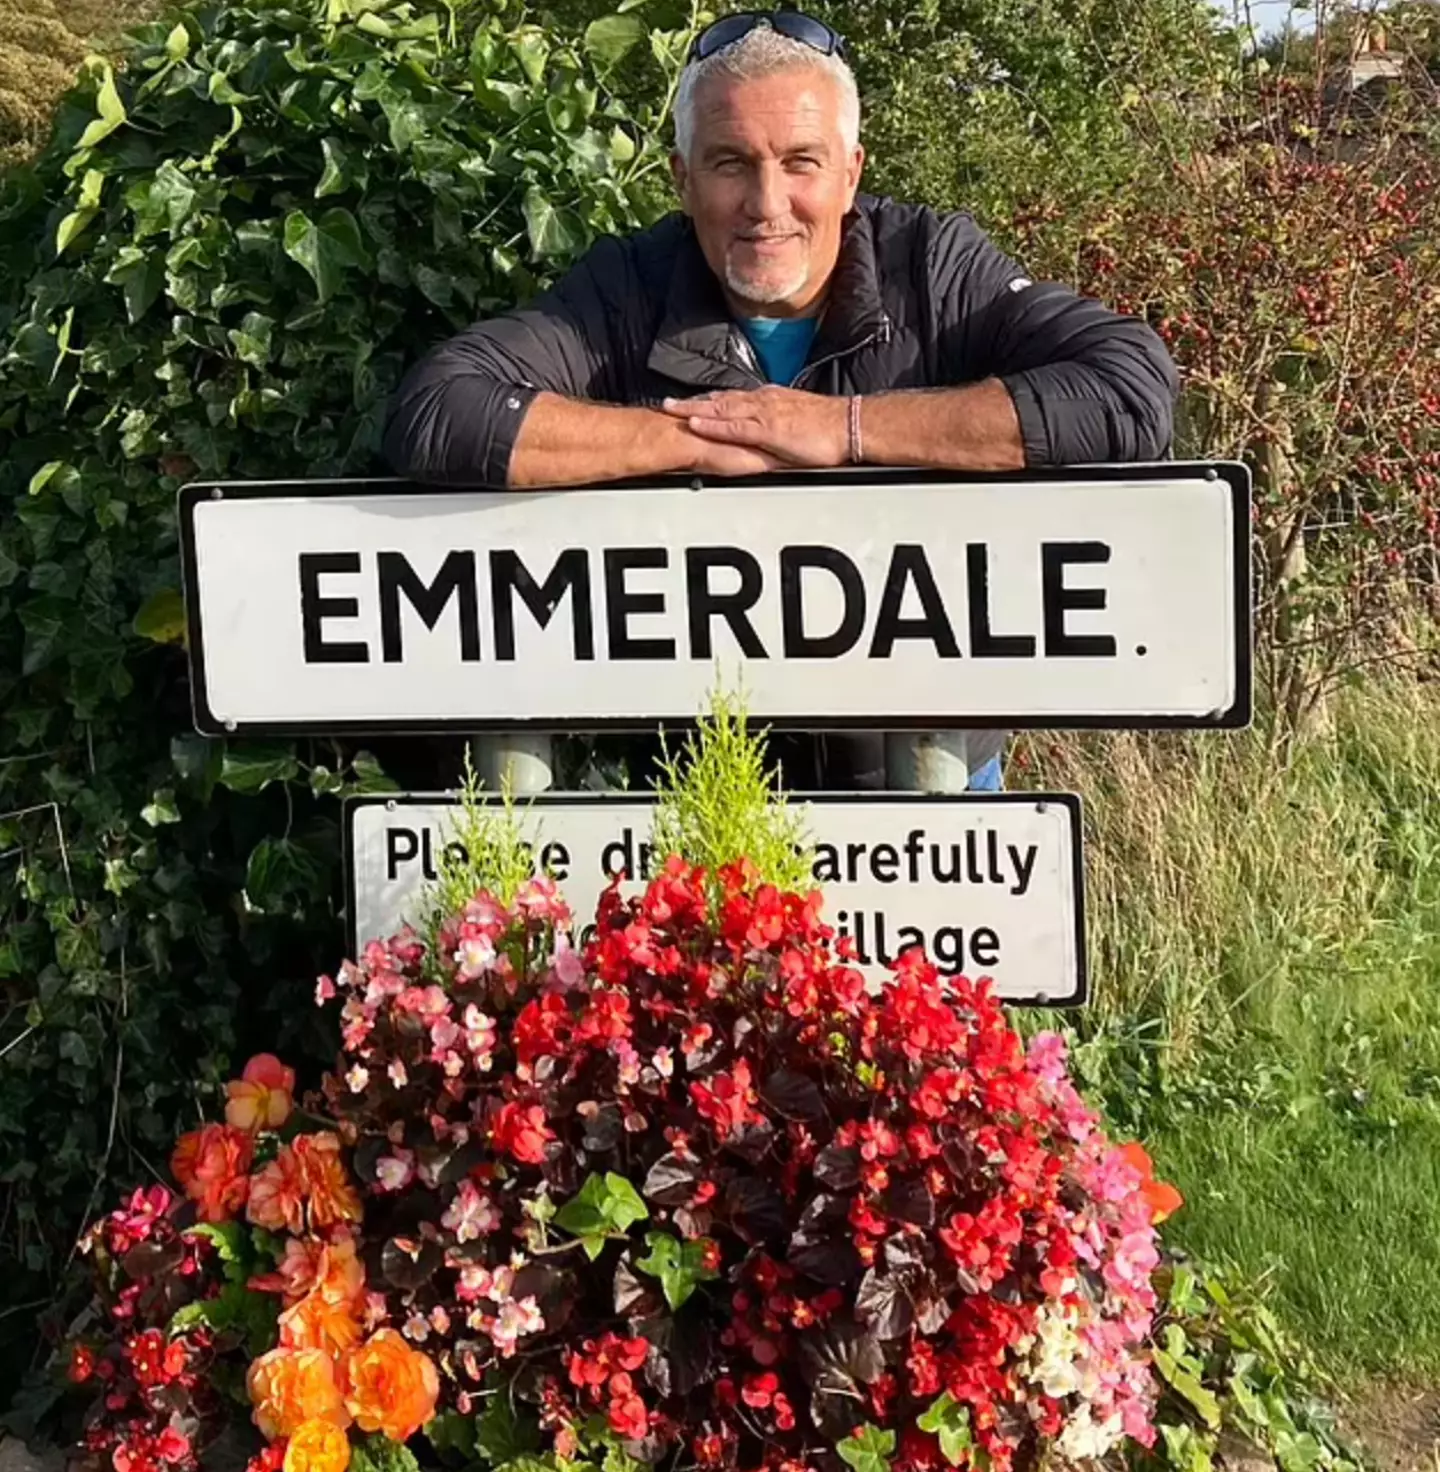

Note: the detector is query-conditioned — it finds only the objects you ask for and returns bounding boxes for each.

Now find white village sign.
[180,465,1250,737]
[345,793,1087,1007]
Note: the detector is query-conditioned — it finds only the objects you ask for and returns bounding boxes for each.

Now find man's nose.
[745,162,788,221]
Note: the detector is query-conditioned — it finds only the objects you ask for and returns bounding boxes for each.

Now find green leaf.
[77,58,127,150]
[283,208,371,302]
[244,836,328,914]
[351,1436,423,1472]
[476,1391,540,1464]
[1153,1347,1223,1430]
[219,743,300,794]
[837,1426,896,1472]
[317,136,365,198]
[426,1411,478,1462]
[141,788,182,827]
[584,14,645,70]
[555,1171,650,1260]
[55,209,97,257]
[185,1220,247,1264]
[228,311,275,368]
[916,1393,972,1465]
[164,21,190,59]
[633,1229,715,1309]
[133,588,187,645]
[351,749,400,794]
[522,186,586,263]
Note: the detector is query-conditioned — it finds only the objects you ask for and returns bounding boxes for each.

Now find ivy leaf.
[133,588,187,645]
[164,22,190,59]
[1153,1346,1223,1430]
[317,136,366,198]
[244,836,328,914]
[219,744,299,794]
[283,208,371,302]
[633,1230,717,1310]
[228,312,275,368]
[555,1171,649,1259]
[425,1411,478,1463]
[521,186,586,263]
[584,14,645,70]
[141,788,182,827]
[837,1425,896,1472]
[76,59,127,150]
[917,1393,973,1464]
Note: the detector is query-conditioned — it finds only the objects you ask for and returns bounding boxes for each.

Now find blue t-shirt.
[739,315,819,385]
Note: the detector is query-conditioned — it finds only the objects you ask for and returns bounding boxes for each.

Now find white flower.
[375,1148,416,1193]
[388,1058,408,1088]
[345,1063,370,1094]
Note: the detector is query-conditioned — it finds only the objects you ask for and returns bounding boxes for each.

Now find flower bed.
[64,855,1180,1472]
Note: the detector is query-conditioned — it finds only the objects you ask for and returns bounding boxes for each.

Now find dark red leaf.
[381,1235,442,1290]
[643,1150,703,1205]
[761,1069,826,1123]
[725,1175,787,1245]
[855,1267,914,1340]
[813,1144,861,1190]
[882,1178,935,1227]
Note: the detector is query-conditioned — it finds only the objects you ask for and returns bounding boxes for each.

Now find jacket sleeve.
[382,235,638,487]
[926,212,1179,466]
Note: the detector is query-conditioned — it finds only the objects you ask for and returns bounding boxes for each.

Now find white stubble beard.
[724,242,810,308]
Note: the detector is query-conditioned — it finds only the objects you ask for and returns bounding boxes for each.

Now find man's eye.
[788,156,820,171]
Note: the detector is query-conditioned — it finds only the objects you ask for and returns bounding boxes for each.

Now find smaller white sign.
[344,793,1087,1006]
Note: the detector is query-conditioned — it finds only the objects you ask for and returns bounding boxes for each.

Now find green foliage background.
[0,0,689,1386]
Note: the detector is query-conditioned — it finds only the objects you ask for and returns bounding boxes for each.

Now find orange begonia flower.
[282,1420,351,1472]
[227,1054,296,1133]
[248,1347,351,1440]
[342,1329,441,1443]
[293,1132,363,1231]
[171,1124,253,1224]
[279,1238,366,1356]
[1115,1141,1185,1225]
[248,1144,308,1235]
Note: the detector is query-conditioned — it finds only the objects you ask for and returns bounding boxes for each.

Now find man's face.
[671,65,864,317]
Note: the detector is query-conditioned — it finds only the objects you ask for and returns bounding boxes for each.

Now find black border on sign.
[341,790,1089,1010]
[180,462,1252,737]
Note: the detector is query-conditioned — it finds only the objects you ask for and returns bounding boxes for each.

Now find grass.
[1017,674,1440,1381]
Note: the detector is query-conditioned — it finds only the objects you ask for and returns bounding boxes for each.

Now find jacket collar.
[647,198,889,390]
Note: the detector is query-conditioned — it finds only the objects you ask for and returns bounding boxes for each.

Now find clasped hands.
[659,386,853,477]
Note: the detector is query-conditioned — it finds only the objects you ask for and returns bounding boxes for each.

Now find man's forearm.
[508,392,701,487]
[858,379,1026,472]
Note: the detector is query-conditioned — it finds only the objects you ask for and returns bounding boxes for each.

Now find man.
[383,10,1178,790]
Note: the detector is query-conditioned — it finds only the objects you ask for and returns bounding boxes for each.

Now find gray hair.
[673,24,861,161]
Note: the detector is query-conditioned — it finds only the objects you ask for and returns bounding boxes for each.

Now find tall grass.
[1018,675,1440,1376]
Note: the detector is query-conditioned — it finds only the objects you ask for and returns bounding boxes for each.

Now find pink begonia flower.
[1026,1031,1069,1085]
[550,932,585,990]
[464,1006,498,1067]
[315,975,337,1005]
[375,1148,416,1193]
[490,1296,544,1355]
[430,1016,461,1054]
[388,1058,408,1088]
[455,933,497,981]
[442,1181,502,1243]
[463,893,510,930]
[515,875,573,926]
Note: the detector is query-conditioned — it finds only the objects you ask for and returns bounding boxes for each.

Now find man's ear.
[844,144,866,209]
[670,150,692,212]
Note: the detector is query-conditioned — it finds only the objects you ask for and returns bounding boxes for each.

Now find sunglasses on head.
[686,10,849,64]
